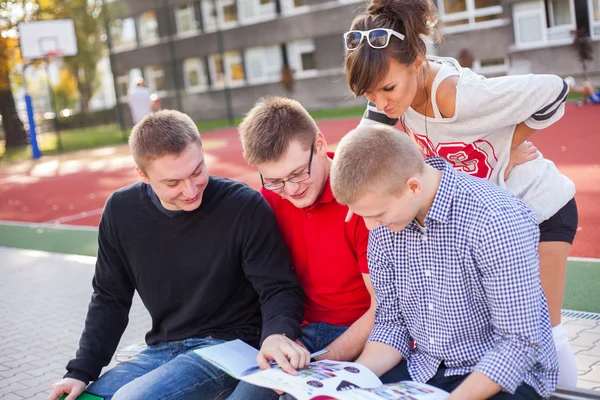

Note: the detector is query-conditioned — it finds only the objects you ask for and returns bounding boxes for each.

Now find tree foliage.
[0,0,106,149]
[52,67,79,111]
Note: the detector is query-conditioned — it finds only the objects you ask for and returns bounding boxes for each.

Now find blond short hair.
[129,109,201,173]
[330,125,424,205]
[238,96,319,165]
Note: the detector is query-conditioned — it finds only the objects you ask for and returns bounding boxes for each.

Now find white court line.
[568,256,600,263]
[0,220,98,231]
[43,208,104,224]
[0,246,97,264]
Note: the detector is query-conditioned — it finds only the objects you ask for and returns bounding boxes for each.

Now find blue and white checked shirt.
[367,157,559,398]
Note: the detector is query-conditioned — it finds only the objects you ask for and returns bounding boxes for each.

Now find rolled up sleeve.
[473,207,543,393]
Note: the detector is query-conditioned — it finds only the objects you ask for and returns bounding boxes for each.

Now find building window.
[287,39,317,78]
[280,0,309,15]
[175,3,199,37]
[513,0,575,48]
[145,65,166,93]
[110,18,137,51]
[117,68,142,99]
[209,51,245,88]
[437,0,505,32]
[245,46,282,84]
[202,0,239,31]
[222,0,238,23]
[239,0,276,22]
[183,57,208,91]
[472,57,509,77]
[545,0,575,41]
[587,0,600,38]
[117,75,129,98]
[202,0,218,32]
[138,11,159,45]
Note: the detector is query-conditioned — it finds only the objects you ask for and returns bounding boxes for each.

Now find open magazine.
[194,340,448,400]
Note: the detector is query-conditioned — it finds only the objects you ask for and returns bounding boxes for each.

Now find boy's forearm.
[316,306,375,361]
[355,341,403,377]
[448,371,502,400]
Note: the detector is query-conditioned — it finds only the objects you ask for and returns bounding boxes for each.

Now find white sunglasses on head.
[343,28,405,51]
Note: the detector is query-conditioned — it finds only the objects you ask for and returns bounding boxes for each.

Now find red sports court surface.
[0,104,598,257]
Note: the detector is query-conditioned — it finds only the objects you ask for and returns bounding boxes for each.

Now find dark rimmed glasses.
[261,138,315,191]
[343,28,405,51]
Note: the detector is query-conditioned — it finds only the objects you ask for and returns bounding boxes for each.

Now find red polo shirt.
[261,154,371,326]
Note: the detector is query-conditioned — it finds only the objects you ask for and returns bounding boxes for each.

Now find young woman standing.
[343,0,578,387]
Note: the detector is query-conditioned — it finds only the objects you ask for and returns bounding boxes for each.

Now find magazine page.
[330,381,449,400]
[240,360,382,400]
[193,339,259,378]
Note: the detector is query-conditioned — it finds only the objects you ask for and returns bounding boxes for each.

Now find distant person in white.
[128,78,153,124]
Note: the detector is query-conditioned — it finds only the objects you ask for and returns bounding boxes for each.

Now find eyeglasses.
[343,28,405,51]
[261,139,315,191]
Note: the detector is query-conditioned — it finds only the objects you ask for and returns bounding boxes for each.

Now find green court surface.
[1,222,598,313]
[0,223,98,256]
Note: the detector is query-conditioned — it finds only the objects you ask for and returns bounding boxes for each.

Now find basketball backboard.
[18,19,78,60]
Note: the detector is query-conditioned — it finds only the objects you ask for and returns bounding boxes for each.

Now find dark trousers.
[380,360,540,400]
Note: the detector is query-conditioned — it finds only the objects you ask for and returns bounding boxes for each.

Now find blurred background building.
[96,0,600,124]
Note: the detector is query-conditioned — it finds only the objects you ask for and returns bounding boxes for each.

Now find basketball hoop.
[45,50,64,68]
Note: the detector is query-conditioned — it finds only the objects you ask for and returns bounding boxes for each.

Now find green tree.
[0,0,106,150]
[0,3,28,149]
[38,0,105,112]
[52,67,79,111]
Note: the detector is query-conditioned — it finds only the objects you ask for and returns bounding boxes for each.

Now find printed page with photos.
[240,360,383,400]
[320,380,450,399]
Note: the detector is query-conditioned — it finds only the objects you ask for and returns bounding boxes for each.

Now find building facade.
[106,0,600,124]
[435,0,600,79]
[106,0,366,124]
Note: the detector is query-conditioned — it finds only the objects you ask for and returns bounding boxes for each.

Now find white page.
[335,381,449,400]
[193,339,259,378]
[240,360,382,400]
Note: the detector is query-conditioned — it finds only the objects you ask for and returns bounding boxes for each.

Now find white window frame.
[118,68,143,102]
[110,17,137,52]
[513,1,548,49]
[287,39,317,79]
[238,0,276,24]
[209,51,246,89]
[202,0,240,32]
[245,45,282,85]
[545,0,576,42]
[202,0,218,33]
[588,0,600,39]
[137,10,160,46]
[183,57,208,92]
[117,75,130,102]
[437,0,507,33]
[280,0,310,16]
[175,3,199,38]
[144,65,167,97]
[472,57,509,76]
[219,0,240,29]
[512,0,576,50]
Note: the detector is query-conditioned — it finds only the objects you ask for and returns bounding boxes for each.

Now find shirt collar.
[424,156,457,224]
[309,152,335,208]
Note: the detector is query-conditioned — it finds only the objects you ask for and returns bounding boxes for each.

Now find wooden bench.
[551,386,600,399]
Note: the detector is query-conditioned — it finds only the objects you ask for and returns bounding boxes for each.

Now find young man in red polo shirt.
[228,96,376,400]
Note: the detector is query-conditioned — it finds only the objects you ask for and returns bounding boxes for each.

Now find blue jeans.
[86,337,239,400]
[227,323,349,400]
[381,360,540,399]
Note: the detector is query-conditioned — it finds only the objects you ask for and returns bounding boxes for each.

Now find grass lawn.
[1,107,367,163]
[0,124,126,162]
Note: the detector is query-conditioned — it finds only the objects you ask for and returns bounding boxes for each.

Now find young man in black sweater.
[48,110,307,400]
